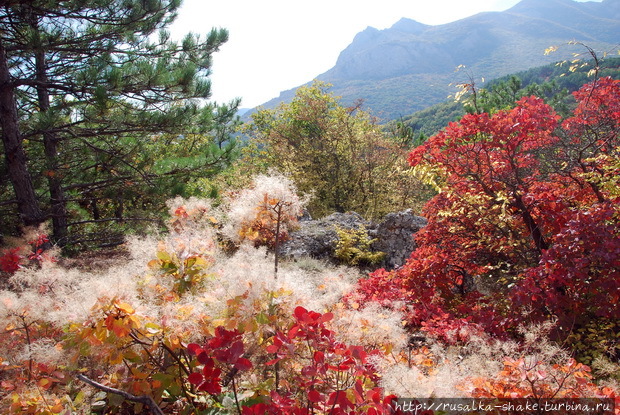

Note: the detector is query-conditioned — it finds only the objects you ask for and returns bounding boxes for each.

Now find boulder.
[279,210,426,270]
[372,209,427,269]
[278,212,370,261]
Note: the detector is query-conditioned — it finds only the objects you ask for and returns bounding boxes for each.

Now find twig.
[76,374,164,415]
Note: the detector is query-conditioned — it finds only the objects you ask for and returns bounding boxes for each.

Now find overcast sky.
[170,0,602,108]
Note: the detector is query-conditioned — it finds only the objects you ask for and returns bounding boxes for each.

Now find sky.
[169,0,601,109]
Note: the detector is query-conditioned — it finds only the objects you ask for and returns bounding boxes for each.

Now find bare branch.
[76,374,164,415]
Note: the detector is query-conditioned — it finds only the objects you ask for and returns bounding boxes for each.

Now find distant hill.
[255,0,620,122]
[392,56,620,139]
[236,108,252,117]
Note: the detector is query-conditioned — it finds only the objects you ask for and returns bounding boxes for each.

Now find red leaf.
[187,372,203,385]
[0,248,22,273]
[197,352,212,365]
[229,340,244,361]
[288,325,300,339]
[234,357,253,371]
[266,344,279,353]
[319,312,333,323]
[308,389,322,403]
[198,379,221,394]
[294,306,308,320]
[187,343,202,356]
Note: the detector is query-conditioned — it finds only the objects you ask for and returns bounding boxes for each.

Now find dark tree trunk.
[0,40,45,228]
[35,46,69,244]
[513,195,549,254]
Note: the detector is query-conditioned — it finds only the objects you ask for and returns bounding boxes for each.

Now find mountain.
[256,0,620,121]
[391,56,620,139]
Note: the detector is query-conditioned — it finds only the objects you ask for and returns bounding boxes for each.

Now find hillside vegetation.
[2,73,620,413]
[392,56,620,139]
[1,1,619,414]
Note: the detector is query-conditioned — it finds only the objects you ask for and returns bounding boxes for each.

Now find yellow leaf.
[147,259,161,268]
[114,301,135,315]
[127,315,141,329]
[544,46,558,55]
[109,351,124,365]
[169,336,181,350]
[145,323,161,335]
[156,250,171,261]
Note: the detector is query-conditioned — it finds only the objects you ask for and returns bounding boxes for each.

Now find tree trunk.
[513,195,549,254]
[35,46,69,244]
[0,40,45,228]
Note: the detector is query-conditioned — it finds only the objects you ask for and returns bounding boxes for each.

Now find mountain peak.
[390,18,428,34]
[351,26,380,43]
[259,0,619,121]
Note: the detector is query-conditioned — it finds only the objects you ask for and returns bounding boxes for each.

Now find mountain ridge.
[254,0,619,121]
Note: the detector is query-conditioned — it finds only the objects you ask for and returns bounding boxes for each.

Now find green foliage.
[334,225,385,266]
[246,81,426,220]
[463,75,570,115]
[492,56,620,94]
[392,56,620,140]
[0,1,241,249]
[565,319,620,370]
[386,100,465,141]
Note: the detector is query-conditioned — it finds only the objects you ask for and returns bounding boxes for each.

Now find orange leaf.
[38,377,53,390]
[114,301,135,315]
[111,318,131,337]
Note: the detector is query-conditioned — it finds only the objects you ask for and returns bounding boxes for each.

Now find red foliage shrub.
[0,248,22,274]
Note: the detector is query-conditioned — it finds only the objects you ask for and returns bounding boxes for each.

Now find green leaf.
[256,312,269,324]
[157,251,172,262]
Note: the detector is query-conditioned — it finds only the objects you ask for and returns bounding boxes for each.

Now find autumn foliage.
[0,233,54,275]
[1,77,619,414]
[352,77,620,358]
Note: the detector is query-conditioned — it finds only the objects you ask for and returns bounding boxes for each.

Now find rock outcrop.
[279,210,426,270]
[372,209,427,270]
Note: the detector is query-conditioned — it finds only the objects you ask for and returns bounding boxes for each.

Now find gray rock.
[279,212,370,261]
[372,209,427,269]
[279,210,426,270]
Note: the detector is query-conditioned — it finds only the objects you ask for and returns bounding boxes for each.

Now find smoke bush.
[0,173,616,414]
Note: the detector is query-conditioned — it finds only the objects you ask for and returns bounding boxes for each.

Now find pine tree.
[0,0,239,246]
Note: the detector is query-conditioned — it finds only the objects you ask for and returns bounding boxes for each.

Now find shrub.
[334,225,385,266]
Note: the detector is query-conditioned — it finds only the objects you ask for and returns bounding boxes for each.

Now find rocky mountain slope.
[257,0,620,121]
